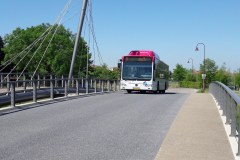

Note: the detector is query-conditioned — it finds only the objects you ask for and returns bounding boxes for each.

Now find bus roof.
[124,50,160,59]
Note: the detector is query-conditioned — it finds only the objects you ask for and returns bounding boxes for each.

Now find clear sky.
[1,0,240,72]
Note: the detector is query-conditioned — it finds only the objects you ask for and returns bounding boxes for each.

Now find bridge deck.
[0,90,236,159]
[155,93,235,160]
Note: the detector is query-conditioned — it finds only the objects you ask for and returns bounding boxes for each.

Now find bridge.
[1,0,240,159]
[0,79,240,160]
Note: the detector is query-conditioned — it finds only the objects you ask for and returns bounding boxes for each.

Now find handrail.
[209,81,240,155]
[0,77,120,108]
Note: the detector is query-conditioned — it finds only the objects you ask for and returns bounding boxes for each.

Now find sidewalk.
[155,93,235,160]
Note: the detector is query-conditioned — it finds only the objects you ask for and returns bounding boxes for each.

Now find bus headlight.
[121,83,127,86]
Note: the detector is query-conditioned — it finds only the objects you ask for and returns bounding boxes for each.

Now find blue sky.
[1,0,240,72]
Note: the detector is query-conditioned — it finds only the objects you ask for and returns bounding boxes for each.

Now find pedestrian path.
[155,93,235,160]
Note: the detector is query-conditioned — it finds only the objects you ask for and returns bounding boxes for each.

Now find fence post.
[50,77,54,100]
[16,74,19,87]
[94,79,97,93]
[115,80,117,91]
[55,75,58,87]
[65,79,68,97]
[81,78,84,88]
[7,75,10,92]
[114,80,116,91]
[62,75,64,87]
[230,99,237,137]
[72,76,74,88]
[33,80,37,103]
[225,95,231,124]
[221,89,225,116]
[101,80,104,92]
[37,74,40,89]
[0,74,3,88]
[76,79,79,95]
[107,80,110,92]
[31,75,33,87]
[23,74,26,92]
[10,82,15,107]
[85,78,89,94]
[238,105,240,156]
[43,76,46,87]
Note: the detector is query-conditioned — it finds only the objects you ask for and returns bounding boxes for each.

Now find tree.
[215,63,231,85]
[185,69,197,82]
[89,64,120,80]
[199,58,218,87]
[2,23,92,76]
[172,64,187,81]
[90,63,110,79]
[109,67,120,80]
[235,69,240,90]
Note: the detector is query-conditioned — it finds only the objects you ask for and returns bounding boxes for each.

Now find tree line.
[0,23,119,79]
[172,59,240,90]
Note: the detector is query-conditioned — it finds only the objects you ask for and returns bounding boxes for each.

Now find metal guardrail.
[209,81,240,155]
[0,77,120,107]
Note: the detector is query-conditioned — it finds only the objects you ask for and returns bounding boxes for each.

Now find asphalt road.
[0,89,192,160]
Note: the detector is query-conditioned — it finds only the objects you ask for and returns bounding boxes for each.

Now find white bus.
[120,50,170,93]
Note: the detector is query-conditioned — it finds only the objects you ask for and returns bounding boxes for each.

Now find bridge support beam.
[68,0,88,83]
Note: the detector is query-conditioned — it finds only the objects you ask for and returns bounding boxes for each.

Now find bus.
[120,50,170,93]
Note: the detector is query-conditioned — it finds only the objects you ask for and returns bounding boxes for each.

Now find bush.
[179,81,201,89]
[169,81,180,88]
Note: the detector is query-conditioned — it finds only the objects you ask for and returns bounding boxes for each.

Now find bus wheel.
[127,90,131,93]
[159,90,165,94]
[154,82,159,94]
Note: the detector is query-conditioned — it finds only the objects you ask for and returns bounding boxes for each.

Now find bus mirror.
[118,59,122,69]
[118,63,121,69]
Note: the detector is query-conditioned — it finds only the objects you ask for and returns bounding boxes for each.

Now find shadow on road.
[0,92,111,116]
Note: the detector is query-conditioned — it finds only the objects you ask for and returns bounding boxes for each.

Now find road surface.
[0,89,194,160]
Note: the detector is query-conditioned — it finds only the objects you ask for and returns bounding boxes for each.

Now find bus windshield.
[122,61,152,81]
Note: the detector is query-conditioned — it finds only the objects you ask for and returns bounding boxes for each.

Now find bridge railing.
[209,81,240,155]
[0,77,120,108]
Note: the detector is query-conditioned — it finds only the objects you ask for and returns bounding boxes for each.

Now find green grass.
[235,91,240,97]
[169,81,180,88]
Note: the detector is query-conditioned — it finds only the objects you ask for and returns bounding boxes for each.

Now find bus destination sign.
[124,57,152,62]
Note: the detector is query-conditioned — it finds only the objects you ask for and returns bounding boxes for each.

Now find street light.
[187,58,193,75]
[195,43,206,92]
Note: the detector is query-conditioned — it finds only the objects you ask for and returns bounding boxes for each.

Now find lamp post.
[187,58,193,75]
[195,43,206,92]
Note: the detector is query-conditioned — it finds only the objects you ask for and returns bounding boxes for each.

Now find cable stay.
[2,0,73,81]
[0,29,51,72]
[32,0,73,78]
[2,0,106,82]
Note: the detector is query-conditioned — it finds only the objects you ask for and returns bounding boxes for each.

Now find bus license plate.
[133,87,140,90]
